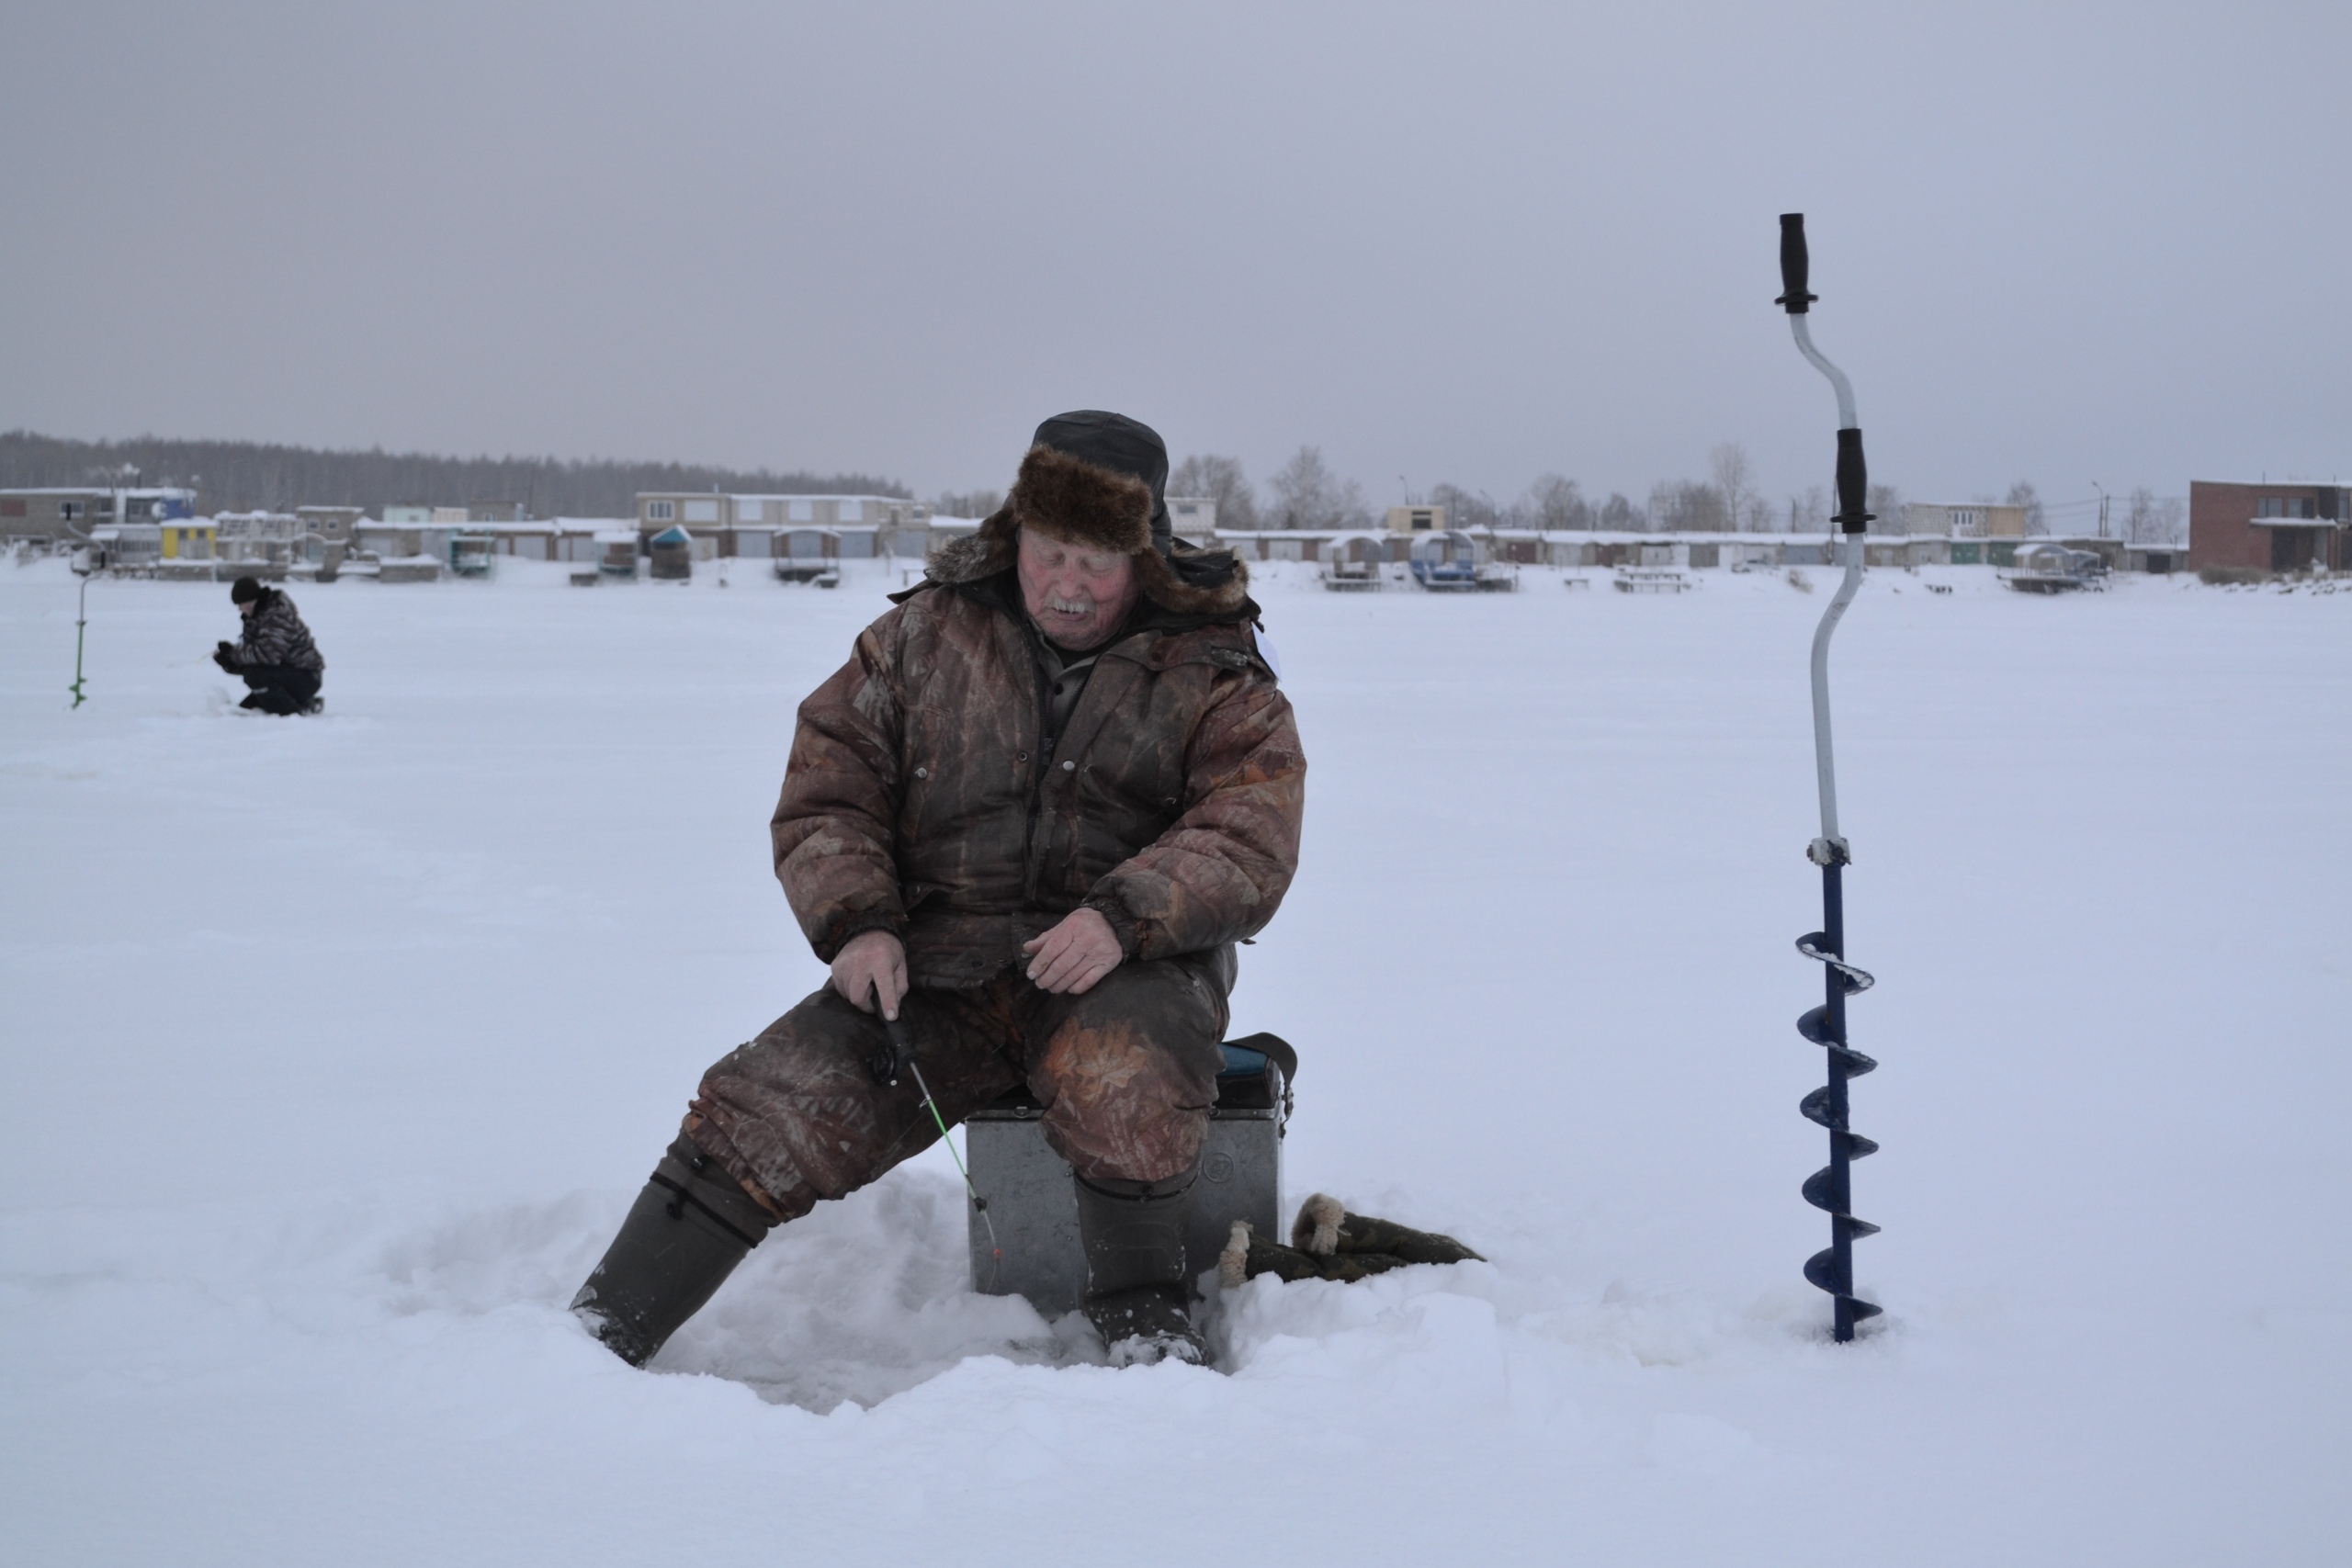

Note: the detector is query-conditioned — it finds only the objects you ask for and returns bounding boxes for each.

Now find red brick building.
[2188,481,2348,574]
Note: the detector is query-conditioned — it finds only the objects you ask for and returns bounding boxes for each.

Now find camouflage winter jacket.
[229,590,325,672]
[772,564,1306,990]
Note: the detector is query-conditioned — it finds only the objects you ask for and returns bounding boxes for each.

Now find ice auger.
[1775,213,1881,1341]
[69,558,94,709]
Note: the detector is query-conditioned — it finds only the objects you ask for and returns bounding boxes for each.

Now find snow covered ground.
[3,554,2345,1565]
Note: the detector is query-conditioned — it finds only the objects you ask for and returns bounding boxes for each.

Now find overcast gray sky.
[3,1,2345,513]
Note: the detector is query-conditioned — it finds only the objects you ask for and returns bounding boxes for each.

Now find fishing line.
[875,1003,1001,1286]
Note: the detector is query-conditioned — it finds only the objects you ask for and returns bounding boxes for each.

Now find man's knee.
[686,988,903,1221]
[1031,959,1226,1185]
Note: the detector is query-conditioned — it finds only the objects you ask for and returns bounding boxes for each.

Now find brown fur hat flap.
[926,412,1254,619]
[1011,443,1153,556]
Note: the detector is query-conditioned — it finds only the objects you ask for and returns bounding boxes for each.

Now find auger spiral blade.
[1795,933,1874,995]
[1804,1248,1884,1324]
[1796,1007,1878,1074]
[1795,924,1882,1339]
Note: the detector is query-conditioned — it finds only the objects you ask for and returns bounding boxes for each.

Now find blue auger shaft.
[1779,213,1883,1341]
[1820,864,1859,1341]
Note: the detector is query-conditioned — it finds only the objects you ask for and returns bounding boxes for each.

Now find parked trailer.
[596,531,640,579]
[1409,530,1517,592]
[649,524,694,581]
[1320,531,1387,591]
[447,531,494,577]
[2002,544,2106,594]
[775,527,843,586]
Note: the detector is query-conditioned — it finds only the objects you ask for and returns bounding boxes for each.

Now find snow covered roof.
[724,493,913,504]
[0,485,197,498]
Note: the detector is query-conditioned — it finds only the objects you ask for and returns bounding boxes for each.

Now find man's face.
[1016,528,1139,650]
[236,600,256,617]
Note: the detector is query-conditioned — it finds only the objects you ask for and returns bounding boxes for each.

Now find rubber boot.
[1073,1166,1207,1367]
[571,1135,775,1366]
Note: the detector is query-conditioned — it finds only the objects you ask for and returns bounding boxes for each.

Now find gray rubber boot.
[571,1135,775,1367]
[1073,1166,1207,1366]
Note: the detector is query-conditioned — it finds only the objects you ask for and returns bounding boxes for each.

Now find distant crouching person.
[214,576,325,715]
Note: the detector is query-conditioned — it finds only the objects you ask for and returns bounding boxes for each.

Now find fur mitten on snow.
[1217,1198,1484,1289]
[1289,1193,1485,1266]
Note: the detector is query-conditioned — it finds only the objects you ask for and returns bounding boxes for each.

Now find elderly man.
[572,412,1306,1367]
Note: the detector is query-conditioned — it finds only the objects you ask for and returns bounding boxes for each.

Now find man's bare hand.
[831,929,908,1019]
[1022,908,1123,995]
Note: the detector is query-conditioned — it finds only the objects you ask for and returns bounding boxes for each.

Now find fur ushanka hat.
[927,411,1250,617]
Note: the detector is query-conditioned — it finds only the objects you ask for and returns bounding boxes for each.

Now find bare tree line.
[2122,489,2187,545]
[1152,442,2184,542]
[13,426,2185,545]
[0,430,910,518]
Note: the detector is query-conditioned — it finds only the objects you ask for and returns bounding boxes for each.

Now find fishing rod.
[1775,212,1882,1342]
[871,999,1001,1280]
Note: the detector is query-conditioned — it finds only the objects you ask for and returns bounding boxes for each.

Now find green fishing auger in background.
[69,560,93,709]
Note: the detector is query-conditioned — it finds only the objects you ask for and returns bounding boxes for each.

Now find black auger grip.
[1776,212,1815,313]
[1836,427,1871,534]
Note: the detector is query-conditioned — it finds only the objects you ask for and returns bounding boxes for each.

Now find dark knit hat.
[230,576,264,604]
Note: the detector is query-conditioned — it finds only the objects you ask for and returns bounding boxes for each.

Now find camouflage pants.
[684,949,1233,1222]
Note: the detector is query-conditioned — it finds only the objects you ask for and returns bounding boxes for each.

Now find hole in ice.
[650,1172,1103,1411]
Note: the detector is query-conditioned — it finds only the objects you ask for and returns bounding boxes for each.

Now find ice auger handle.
[1836,428,1870,535]
[1778,213,1871,533]
[1776,213,1816,313]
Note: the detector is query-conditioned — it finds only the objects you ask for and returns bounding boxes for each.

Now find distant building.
[635,493,930,558]
[1385,505,1448,534]
[382,505,471,525]
[1900,502,2027,538]
[214,512,307,566]
[0,486,197,547]
[295,505,365,544]
[1169,496,1217,540]
[2189,480,2348,574]
[160,519,217,560]
[354,517,462,561]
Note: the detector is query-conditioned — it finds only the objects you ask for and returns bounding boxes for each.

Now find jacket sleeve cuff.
[814,912,903,964]
[1081,893,1144,961]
